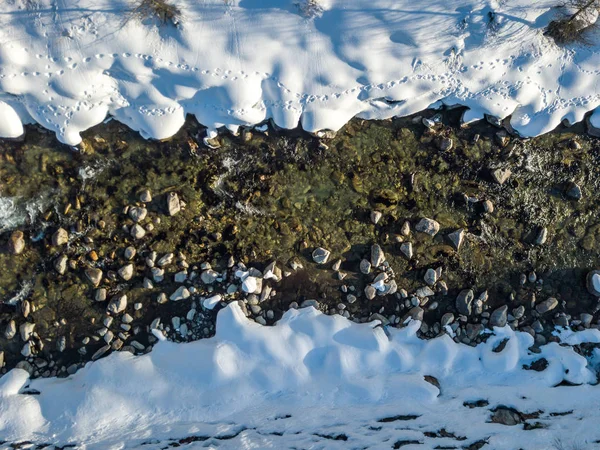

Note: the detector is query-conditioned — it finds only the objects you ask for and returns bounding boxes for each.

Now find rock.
[481,199,494,213]
[312,247,331,264]
[331,259,342,271]
[21,300,30,318]
[424,268,437,286]
[130,224,146,239]
[54,254,68,274]
[124,246,136,260]
[242,276,260,293]
[21,342,32,357]
[167,192,181,216]
[151,267,165,283]
[400,242,413,259]
[402,306,424,323]
[19,322,35,341]
[456,289,474,316]
[157,292,168,304]
[139,189,152,203]
[438,137,453,151]
[128,206,147,222]
[200,269,219,284]
[491,407,522,426]
[565,181,582,200]
[5,320,16,339]
[118,264,134,281]
[415,286,435,297]
[491,168,511,185]
[0,351,4,368]
[490,305,508,327]
[400,221,411,236]
[370,210,382,224]
[415,218,440,236]
[370,244,385,267]
[170,286,190,301]
[536,297,558,314]
[85,268,103,287]
[174,270,187,283]
[52,228,69,246]
[300,299,320,309]
[203,294,222,310]
[533,227,548,245]
[158,253,174,267]
[447,229,465,250]
[512,305,525,320]
[365,285,377,300]
[8,230,25,255]
[580,313,594,328]
[359,259,371,274]
[107,294,128,315]
[586,270,600,297]
[92,345,110,361]
[440,313,454,327]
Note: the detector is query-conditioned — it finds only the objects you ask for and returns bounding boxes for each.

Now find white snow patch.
[1,303,600,448]
[0,0,597,144]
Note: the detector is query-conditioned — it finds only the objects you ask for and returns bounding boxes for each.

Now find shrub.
[294,0,324,19]
[131,0,181,27]
[546,0,600,44]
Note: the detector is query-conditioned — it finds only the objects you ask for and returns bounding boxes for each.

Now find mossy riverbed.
[1,109,600,375]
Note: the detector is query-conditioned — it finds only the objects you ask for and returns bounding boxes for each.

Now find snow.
[1,303,600,449]
[0,0,599,144]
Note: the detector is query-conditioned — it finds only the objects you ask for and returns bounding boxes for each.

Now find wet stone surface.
[1,108,600,376]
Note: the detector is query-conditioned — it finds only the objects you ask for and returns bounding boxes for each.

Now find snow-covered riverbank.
[1,303,600,449]
[1,0,600,145]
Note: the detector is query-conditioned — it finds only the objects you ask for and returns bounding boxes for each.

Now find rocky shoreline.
[1,109,600,378]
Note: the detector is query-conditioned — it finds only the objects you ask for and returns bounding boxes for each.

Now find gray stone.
[400,242,413,259]
[490,305,508,327]
[52,228,69,246]
[158,253,174,267]
[491,168,511,185]
[200,269,219,284]
[92,345,110,361]
[54,254,68,274]
[300,299,320,309]
[586,270,600,297]
[370,210,382,224]
[107,295,128,315]
[124,246,136,260]
[536,297,558,314]
[456,289,474,316]
[364,285,377,300]
[447,229,465,250]
[415,218,440,236]
[128,206,147,222]
[371,244,385,267]
[85,268,103,287]
[19,322,35,341]
[438,137,453,151]
[424,268,437,286]
[1,322,18,345]
[130,224,146,239]
[565,182,582,200]
[359,259,371,274]
[440,313,454,327]
[118,264,134,281]
[312,247,331,264]
[482,199,494,213]
[402,306,424,323]
[139,189,152,203]
[8,231,25,255]
[580,313,593,328]
[534,227,548,245]
[167,192,181,216]
[491,407,521,426]
[170,286,190,301]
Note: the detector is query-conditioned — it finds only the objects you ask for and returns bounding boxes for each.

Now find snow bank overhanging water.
[1,303,600,449]
[1,0,600,145]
